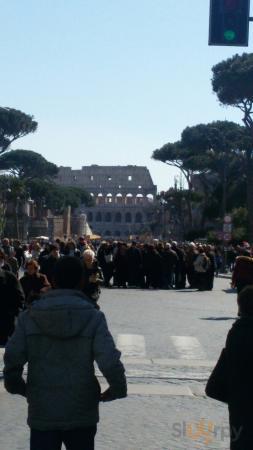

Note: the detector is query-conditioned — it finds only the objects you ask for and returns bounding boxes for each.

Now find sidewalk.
[218,273,232,280]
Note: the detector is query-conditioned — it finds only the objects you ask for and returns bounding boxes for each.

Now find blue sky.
[0,0,251,191]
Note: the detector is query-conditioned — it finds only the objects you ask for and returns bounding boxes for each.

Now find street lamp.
[159,198,167,239]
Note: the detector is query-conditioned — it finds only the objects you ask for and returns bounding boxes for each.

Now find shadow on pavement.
[175,289,197,293]
[200,317,237,321]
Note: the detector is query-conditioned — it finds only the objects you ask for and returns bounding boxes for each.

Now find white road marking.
[116,334,146,357]
[170,336,206,360]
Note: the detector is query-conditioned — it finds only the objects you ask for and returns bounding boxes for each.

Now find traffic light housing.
[209,0,250,46]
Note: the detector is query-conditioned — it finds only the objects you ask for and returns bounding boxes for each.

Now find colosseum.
[56,165,157,238]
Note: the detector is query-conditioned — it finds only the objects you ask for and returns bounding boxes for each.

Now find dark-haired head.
[238,285,253,317]
[52,256,84,289]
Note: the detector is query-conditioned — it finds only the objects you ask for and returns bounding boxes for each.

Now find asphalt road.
[0,277,235,450]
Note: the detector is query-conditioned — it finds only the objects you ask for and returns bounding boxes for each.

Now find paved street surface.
[0,277,236,449]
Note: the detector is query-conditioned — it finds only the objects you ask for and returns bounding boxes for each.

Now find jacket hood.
[29,289,96,339]
[236,256,253,263]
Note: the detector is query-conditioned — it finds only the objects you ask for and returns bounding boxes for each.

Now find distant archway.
[126,193,134,205]
[146,194,154,203]
[96,212,102,222]
[115,212,122,223]
[87,212,93,222]
[115,193,123,205]
[135,212,143,223]
[97,193,104,205]
[105,212,112,222]
[125,212,132,223]
[106,193,113,204]
[136,193,144,204]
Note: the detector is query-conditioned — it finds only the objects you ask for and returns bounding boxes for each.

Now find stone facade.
[56,165,157,238]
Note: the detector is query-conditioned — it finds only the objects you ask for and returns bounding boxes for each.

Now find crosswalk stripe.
[116,334,146,357]
[1,336,209,373]
[170,336,206,360]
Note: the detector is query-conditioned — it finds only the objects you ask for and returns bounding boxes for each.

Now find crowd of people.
[0,236,223,293]
[2,235,253,449]
[1,236,252,298]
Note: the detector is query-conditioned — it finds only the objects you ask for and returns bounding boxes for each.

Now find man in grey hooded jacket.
[3,256,127,450]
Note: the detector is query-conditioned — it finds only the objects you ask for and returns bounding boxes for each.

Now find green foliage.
[206,231,221,245]
[212,53,253,106]
[152,141,195,187]
[0,107,38,153]
[0,204,5,237]
[212,53,253,242]
[185,229,209,241]
[0,175,27,200]
[0,106,93,229]
[27,180,94,213]
[182,120,244,154]
[158,188,202,207]
[232,207,248,228]
[153,121,248,226]
[0,149,58,180]
[152,121,247,187]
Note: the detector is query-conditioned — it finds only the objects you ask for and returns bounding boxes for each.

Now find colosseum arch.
[136,193,144,205]
[115,212,122,223]
[95,212,102,222]
[146,194,154,202]
[97,193,104,205]
[105,212,112,222]
[106,193,113,204]
[126,193,134,205]
[125,212,132,223]
[87,212,93,222]
[115,193,123,205]
[135,212,143,223]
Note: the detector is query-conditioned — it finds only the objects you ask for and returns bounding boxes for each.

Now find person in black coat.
[0,249,11,272]
[172,242,186,289]
[206,285,253,449]
[20,259,51,305]
[97,242,114,287]
[205,245,216,291]
[126,241,143,288]
[113,242,128,288]
[142,244,162,289]
[162,243,178,289]
[39,244,60,285]
[0,268,25,346]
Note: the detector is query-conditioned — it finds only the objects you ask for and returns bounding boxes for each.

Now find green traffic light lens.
[224,30,236,41]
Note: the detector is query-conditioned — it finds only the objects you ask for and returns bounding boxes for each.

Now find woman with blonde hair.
[82,249,103,309]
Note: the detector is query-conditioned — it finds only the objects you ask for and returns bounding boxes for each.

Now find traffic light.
[209,0,250,46]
